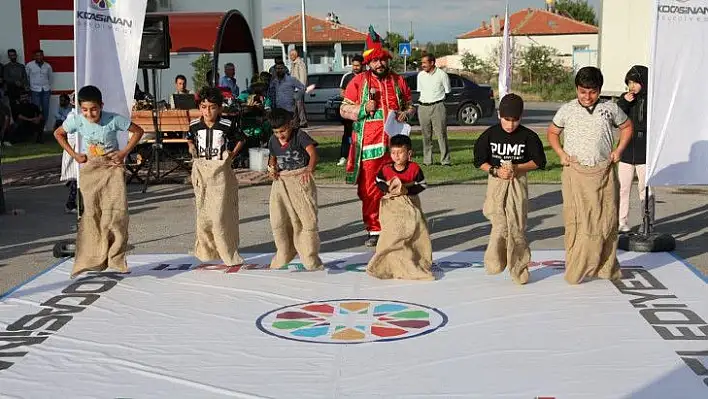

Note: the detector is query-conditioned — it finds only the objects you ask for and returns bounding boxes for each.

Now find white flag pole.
[498,2,512,99]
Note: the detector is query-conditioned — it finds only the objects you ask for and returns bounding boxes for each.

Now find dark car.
[324,71,495,125]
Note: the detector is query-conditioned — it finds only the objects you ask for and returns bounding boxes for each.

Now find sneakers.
[619,224,631,233]
[65,206,78,214]
[365,234,379,248]
[337,157,346,166]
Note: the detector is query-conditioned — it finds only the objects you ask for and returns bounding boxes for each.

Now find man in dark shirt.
[8,93,43,144]
[473,94,546,285]
[337,55,364,166]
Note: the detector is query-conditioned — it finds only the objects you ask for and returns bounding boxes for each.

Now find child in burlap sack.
[548,67,633,285]
[367,134,434,281]
[267,108,323,271]
[53,85,145,278]
[474,94,546,285]
[187,87,247,268]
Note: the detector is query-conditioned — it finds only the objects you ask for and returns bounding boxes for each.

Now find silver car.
[305,72,345,115]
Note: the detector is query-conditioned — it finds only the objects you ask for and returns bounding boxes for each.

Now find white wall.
[0,2,24,66]
[156,0,263,94]
[457,33,598,67]
[598,0,652,96]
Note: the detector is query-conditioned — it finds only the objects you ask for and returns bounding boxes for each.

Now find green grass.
[1,141,63,163]
[313,131,562,184]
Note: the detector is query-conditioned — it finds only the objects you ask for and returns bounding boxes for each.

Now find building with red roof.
[263,13,367,72]
[455,7,598,70]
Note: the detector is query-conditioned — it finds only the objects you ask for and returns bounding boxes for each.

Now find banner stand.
[618,0,676,253]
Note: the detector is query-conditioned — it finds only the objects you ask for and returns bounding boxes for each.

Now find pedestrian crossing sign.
[399,43,411,57]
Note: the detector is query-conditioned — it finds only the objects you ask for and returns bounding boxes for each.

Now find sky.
[262,0,601,43]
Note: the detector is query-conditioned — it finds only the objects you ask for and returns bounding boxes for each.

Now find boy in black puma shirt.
[473,94,546,285]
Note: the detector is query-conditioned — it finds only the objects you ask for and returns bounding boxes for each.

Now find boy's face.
[199,100,221,123]
[273,124,293,142]
[576,86,600,108]
[628,80,642,94]
[80,101,102,123]
[500,117,521,133]
[390,145,412,166]
[60,97,68,107]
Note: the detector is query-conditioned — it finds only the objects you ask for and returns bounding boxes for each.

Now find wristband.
[489,167,497,177]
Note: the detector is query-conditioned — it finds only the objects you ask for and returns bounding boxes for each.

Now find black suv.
[324,71,495,125]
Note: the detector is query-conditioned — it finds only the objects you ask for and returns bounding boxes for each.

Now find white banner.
[0,251,707,397]
[498,3,512,100]
[647,0,708,185]
[74,0,146,149]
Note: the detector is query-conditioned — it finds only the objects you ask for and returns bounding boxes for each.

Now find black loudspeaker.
[139,14,171,69]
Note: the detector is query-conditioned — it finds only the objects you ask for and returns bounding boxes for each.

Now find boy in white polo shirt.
[547,67,633,285]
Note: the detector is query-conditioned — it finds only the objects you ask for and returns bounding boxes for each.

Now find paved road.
[1,181,706,296]
[305,101,560,133]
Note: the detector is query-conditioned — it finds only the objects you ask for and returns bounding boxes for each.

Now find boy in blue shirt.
[54,85,145,278]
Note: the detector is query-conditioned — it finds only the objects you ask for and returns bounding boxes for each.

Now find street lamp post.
[388,0,391,34]
[301,0,307,64]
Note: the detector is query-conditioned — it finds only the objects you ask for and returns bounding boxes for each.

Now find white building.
[456,8,599,71]
[0,0,262,127]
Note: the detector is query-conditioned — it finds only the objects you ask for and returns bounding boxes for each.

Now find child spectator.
[617,65,653,233]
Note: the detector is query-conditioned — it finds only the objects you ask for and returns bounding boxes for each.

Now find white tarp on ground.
[647,0,708,185]
[0,251,706,398]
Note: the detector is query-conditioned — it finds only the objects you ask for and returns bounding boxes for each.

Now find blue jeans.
[31,90,51,128]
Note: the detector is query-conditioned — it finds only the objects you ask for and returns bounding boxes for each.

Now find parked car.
[323,71,495,125]
[403,71,495,125]
[304,72,345,115]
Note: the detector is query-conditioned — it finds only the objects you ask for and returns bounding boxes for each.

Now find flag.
[498,2,512,99]
[74,0,147,151]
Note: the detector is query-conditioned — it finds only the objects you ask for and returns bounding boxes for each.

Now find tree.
[384,31,416,73]
[191,53,213,91]
[519,45,566,85]
[555,0,597,26]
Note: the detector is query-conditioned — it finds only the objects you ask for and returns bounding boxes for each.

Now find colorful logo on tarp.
[256,299,448,344]
[90,0,116,10]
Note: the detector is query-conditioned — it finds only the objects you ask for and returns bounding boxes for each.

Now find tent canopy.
[151,10,259,83]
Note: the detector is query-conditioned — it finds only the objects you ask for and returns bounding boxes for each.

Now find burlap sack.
[562,160,621,284]
[192,155,244,266]
[72,156,128,278]
[482,173,531,285]
[366,178,434,281]
[269,168,323,271]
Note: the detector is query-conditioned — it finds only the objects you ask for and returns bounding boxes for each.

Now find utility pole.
[387,0,391,34]
[301,0,307,64]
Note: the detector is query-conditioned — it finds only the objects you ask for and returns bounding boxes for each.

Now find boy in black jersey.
[187,87,246,267]
[474,94,546,285]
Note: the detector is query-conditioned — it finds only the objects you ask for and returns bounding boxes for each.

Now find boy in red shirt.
[367,134,434,281]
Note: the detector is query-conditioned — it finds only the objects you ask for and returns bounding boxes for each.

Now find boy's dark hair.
[352,54,364,63]
[77,85,103,105]
[197,86,224,106]
[268,108,294,129]
[59,94,70,102]
[175,74,187,83]
[390,134,413,150]
[575,66,604,90]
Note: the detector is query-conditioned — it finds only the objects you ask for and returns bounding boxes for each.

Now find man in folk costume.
[340,26,416,247]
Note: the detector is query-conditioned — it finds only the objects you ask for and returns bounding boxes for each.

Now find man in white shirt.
[416,54,451,165]
[289,49,308,128]
[25,49,52,130]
